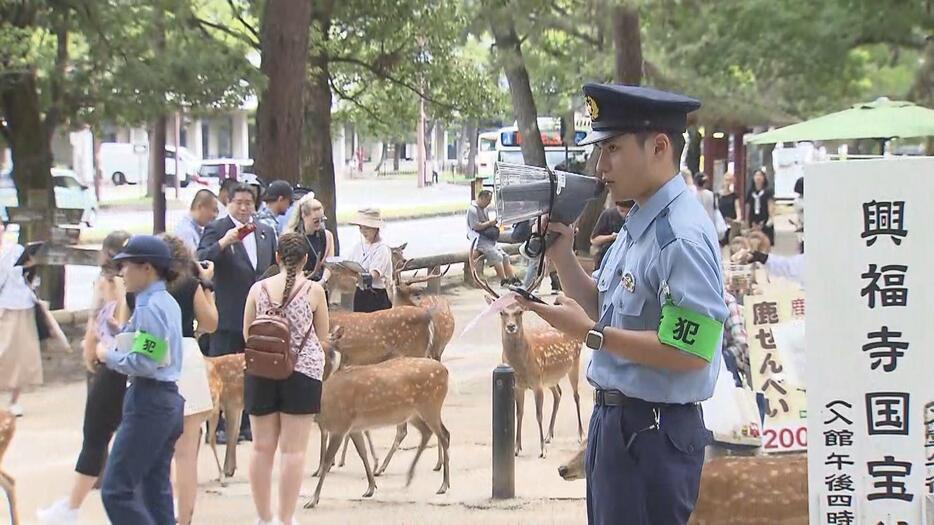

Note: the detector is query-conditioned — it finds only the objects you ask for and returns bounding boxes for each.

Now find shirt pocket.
[612,287,647,330]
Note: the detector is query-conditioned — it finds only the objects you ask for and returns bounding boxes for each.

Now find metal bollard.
[492,364,516,499]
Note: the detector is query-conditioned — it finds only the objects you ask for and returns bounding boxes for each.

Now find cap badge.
[585,96,599,120]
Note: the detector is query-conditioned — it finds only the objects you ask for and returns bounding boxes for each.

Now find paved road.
[64,213,472,310]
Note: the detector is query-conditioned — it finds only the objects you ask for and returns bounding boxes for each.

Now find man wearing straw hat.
[347,208,396,312]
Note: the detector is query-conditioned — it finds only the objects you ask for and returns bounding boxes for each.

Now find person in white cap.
[347,208,395,312]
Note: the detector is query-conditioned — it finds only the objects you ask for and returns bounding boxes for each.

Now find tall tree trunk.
[612,2,643,85]
[150,117,167,233]
[0,4,65,306]
[575,2,642,253]
[488,5,546,168]
[374,141,388,173]
[255,0,313,185]
[465,120,478,178]
[302,1,338,253]
[393,143,401,171]
[686,127,702,175]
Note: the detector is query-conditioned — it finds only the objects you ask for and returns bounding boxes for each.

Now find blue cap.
[112,235,171,270]
[579,83,701,146]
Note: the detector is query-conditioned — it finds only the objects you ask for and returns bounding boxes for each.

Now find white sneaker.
[8,403,23,417]
[36,498,78,524]
[255,519,282,525]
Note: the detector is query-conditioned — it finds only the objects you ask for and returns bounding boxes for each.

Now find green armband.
[129,331,169,365]
[657,300,723,362]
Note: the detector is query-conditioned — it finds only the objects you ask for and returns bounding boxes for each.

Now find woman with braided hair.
[242,232,329,525]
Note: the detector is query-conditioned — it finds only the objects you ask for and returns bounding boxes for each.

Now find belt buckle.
[594,390,604,406]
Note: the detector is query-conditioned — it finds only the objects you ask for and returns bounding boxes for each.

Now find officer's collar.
[136,280,167,303]
[624,174,687,241]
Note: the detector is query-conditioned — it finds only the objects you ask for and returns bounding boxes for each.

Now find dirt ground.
[6,285,595,524]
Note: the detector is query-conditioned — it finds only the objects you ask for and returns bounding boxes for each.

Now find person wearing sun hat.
[95,234,186,524]
[347,208,395,312]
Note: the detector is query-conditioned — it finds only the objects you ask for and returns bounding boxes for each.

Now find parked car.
[100,142,199,187]
[197,158,253,184]
[0,167,98,226]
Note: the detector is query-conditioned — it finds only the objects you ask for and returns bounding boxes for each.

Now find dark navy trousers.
[585,401,712,525]
[101,378,184,525]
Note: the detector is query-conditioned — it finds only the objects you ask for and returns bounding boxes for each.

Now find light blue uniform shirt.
[104,280,183,382]
[172,215,203,255]
[590,174,727,404]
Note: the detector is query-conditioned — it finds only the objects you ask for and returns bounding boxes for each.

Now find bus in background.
[495,126,590,171]
[474,117,591,182]
[476,131,499,179]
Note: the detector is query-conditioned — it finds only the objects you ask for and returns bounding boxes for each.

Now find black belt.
[593,389,696,409]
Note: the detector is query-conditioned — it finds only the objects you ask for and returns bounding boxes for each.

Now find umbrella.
[746,98,934,144]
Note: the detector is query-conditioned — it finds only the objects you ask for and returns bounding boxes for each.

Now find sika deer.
[205,353,245,482]
[558,446,808,525]
[392,266,455,361]
[325,305,436,470]
[305,357,451,509]
[0,410,17,525]
[470,251,584,459]
[390,244,455,361]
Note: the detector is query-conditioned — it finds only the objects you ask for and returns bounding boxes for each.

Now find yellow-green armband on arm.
[129,330,169,365]
[657,300,723,362]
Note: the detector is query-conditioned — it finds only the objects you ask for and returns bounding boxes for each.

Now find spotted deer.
[205,353,245,482]
[391,260,455,361]
[558,447,808,525]
[322,305,438,472]
[361,259,454,477]
[0,409,17,525]
[305,356,451,508]
[469,252,584,458]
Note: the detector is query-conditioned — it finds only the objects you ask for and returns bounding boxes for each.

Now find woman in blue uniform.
[96,235,185,524]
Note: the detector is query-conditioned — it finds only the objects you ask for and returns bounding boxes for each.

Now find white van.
[100,143,200,187]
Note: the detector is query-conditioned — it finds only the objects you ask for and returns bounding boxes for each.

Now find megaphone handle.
[543,230,562,251]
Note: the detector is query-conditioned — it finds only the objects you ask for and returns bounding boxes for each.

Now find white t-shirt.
[349,240,394,290]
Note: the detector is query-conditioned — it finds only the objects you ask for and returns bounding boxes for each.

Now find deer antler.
[403,265,451,286]
[468,238,500,299]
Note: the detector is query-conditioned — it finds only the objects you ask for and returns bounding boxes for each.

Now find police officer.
[516,84,728,524]
[96,235,185,524]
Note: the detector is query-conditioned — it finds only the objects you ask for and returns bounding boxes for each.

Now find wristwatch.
[585,325,605,351]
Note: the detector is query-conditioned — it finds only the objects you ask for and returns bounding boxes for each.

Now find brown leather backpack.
[245,280,313,380]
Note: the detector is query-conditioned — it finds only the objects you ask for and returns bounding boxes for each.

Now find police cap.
[579,83,701,146]
[111,234,171,270]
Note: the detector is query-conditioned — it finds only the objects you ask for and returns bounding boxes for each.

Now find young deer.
[0,409,17,525]
[470,253,584,459]
[558,446,808,525]
[325,305,441,474]
[205,353,245,482]
[305,356,451,509]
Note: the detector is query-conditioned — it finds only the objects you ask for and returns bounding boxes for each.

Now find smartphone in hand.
[507,285,547,305]
[237,223,257,240]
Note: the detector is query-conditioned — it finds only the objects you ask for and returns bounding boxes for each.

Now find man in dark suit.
[197,184,277,441]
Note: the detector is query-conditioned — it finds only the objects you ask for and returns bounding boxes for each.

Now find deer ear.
[330,325,344,340]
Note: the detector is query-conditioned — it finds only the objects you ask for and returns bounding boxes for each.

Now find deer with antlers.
[204,353,245,482]
[305,356,451,508]
[391,246,455,362]
[469,250,584,458]
[0,409,17,525]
